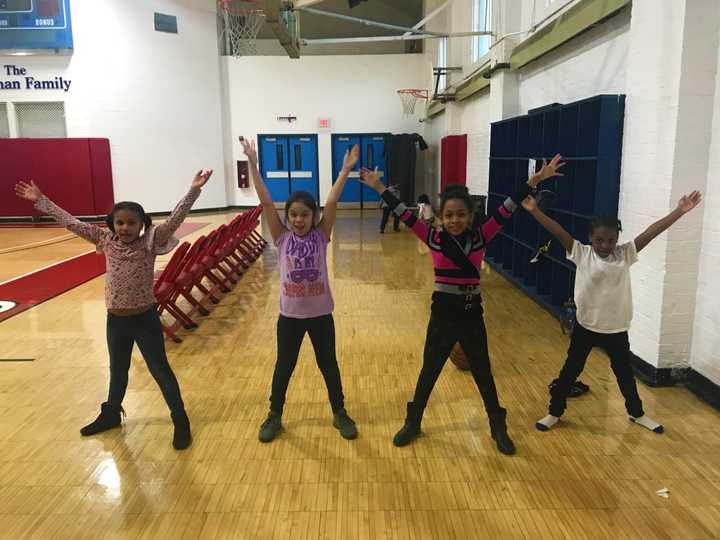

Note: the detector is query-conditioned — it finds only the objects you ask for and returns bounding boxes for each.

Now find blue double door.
[258,134,319,202]
[332,134,388,206]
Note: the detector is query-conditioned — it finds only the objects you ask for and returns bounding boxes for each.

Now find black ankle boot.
[393,402,423,447]
[80,402,124,436]
[489,408,516,455]
[171,411,192,450]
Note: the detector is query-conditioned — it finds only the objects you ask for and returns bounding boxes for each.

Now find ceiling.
[175,0,425,53]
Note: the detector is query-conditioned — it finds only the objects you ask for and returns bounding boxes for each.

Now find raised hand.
[530,154,565,187]
[239,136,258,165]
[521,195,538,212]
[358,167,384,193]
[677,191,702,213]
[14,180,43,202]
[342,144,360,171]
[192,169,213,189]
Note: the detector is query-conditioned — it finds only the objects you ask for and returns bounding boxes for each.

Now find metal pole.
[296,6,448,37]
[403,0,453,36]
[302,31,492,45]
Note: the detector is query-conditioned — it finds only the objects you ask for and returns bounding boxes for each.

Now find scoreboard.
[0,0,73,51]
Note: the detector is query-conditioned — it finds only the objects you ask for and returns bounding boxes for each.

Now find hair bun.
[443,184,469,195]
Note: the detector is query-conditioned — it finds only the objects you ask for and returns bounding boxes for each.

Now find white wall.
[0,0,226,213]
[691,20,720,386]
[516,8,629,114]
[221,54,430,206]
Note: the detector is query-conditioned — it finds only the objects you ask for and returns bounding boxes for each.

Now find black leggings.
[549,323,644,418]
[106,308,185,415]
[270,314,345,414]
[411,296,503,417]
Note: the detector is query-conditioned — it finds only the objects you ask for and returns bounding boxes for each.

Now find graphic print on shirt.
[283,233,325,298]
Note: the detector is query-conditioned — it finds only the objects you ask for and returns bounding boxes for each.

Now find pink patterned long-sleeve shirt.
[34,187,201,309]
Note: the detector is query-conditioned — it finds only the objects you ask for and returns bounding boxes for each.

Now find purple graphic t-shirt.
[275,227,334,319]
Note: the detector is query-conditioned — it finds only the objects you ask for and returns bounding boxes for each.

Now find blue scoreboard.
[0,0,73,51]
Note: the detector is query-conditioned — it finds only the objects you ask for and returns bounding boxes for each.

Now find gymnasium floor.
[0,210,719,539]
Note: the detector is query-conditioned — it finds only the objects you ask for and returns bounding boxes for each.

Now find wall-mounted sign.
[1,64,71,91]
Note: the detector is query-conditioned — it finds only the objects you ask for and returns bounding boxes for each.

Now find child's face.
[589,226,618,258]
[113,209,143,243]
[287,202,314,237]
[441,199,472,236]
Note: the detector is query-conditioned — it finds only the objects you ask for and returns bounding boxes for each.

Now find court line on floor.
[0,233,77,255]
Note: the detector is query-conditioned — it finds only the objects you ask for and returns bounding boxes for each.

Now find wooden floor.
[0,211,718,539]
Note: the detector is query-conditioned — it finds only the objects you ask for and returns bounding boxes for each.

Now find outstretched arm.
[319,144,359,239]
[481,154,566,244]
[522,196,574,253]
[14,180,106,245]
[240,136,286,242]
[153,170,211,246]
[359,167,431,244]
[634,191,702,252]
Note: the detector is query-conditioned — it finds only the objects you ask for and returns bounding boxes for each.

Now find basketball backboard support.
[261,0,301,58]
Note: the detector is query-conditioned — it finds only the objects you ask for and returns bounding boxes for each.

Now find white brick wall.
[516,7,629,113]
[421,0,720,385]
[691,5,720,385]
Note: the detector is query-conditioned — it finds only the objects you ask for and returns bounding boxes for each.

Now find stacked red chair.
[153,205,266,342]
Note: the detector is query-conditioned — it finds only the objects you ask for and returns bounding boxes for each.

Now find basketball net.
[397,89,429,116]
[219,0,265,57]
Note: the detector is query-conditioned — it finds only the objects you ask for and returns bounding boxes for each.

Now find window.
[437,37,448,90]
[15,101,66,137]
[472,0,491,62]
[0,103,9,138]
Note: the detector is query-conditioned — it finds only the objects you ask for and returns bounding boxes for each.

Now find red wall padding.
[440,134,468,191]
[0,138,114,217]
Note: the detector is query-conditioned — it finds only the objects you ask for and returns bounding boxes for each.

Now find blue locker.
[289,135,319,200]
[332,135,362,203]
[259,135,290,202]
[361,135,387,203]
[258,134,319,203]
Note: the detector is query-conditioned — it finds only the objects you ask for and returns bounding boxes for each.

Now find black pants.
[380,208,400,232]
[549,323,644,418]
[106,308,185,415]
[411,295,503,418]
[270,314,345,414]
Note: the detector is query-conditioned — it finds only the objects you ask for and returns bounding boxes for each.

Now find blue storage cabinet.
[485,95,625,318]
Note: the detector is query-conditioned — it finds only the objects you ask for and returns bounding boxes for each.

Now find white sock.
[535,414,559,431]
[630,415,664,433]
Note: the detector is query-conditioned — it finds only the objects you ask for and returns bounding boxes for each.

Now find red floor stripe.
[0,222,209,323]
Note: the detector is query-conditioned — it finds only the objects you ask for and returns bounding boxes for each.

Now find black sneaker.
[80,402,124,436]
[258,411,282,443]
[332,409,357,440]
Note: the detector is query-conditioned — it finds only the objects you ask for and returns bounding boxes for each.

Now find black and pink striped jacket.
[381,185,531,290]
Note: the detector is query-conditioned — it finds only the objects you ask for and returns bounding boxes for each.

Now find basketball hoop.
[397,89,429,116]
[219,0,265,57]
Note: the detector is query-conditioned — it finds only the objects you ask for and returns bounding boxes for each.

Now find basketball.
[449,343,470,370]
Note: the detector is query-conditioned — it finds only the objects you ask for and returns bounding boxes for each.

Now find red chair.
[175,235,222,310]
[154,241,193,343]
